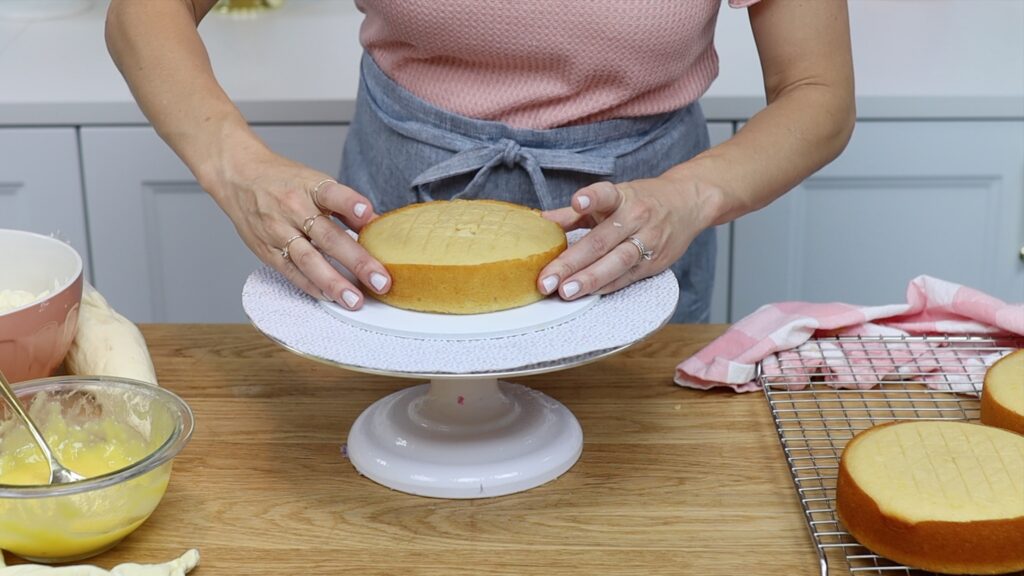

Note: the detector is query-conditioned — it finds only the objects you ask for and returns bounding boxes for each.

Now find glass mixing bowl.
[0,376,194,563]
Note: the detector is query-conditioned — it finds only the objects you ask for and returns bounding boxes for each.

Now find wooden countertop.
[19,324,821,575]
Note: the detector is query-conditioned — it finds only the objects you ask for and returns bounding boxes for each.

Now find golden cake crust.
[358,199,567,314]
[981,349,1024,435]
[835,421,1024,575]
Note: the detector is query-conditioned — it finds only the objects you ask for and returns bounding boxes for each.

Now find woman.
[106,0,854,322]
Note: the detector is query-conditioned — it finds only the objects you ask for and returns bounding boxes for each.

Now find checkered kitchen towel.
[675,276,1024,393]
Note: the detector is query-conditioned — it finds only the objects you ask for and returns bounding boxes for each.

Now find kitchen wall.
[1,0,1021,323]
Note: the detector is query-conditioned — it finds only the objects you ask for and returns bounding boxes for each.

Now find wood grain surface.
[9,324,820,575]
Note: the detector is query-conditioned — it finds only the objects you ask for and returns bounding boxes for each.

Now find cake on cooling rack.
[836,421,1024,575]
[358,199,567,314]
[981,349,1024,435]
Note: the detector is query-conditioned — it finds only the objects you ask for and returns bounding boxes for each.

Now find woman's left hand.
[537,176,716,300]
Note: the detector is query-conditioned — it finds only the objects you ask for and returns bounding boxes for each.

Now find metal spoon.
[0,369,85,484]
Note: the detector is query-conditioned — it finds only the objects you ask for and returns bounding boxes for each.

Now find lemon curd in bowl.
[0,377,193,563]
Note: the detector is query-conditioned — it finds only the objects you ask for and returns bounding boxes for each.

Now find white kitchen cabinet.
[81,125,348,323]
[707,121,734,324]
[731,121,1024,319]
[0,128,91,278]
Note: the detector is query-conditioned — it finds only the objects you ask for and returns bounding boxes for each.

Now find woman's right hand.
[208,146,391,310]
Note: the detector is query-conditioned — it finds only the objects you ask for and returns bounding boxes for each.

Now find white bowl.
[0,229,83,383]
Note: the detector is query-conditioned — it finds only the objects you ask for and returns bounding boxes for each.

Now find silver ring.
[627,236,654,261]
[280,234,304,261]
[302,213,324,237]
[311,178,335,213]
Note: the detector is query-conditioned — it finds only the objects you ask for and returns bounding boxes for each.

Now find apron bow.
[365,90,617,210]
[408,136,616,210]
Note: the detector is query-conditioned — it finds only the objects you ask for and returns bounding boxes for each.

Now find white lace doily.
[242,258,679,377]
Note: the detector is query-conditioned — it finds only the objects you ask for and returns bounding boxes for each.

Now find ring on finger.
[280,233,304,261]
[311,178,335,213]
[626,236,654,262]
[302,213,325,237]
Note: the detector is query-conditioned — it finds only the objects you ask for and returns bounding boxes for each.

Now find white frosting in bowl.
[0,288,50,313]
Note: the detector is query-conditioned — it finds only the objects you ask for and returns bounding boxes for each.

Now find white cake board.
[243,232,680,498]
[321,290,599,341]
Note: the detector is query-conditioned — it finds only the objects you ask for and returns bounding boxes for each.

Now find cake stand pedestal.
[347,376,582,498]
[242,246,678,499]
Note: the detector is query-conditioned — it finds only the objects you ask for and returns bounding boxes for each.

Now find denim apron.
[340,54,716,323]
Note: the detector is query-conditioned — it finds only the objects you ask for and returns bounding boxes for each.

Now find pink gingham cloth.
[676,276,1024,393]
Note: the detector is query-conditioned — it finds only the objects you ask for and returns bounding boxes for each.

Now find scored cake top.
[842,420,1024,523]
[359,199,566,266]
[986,350,1023,414]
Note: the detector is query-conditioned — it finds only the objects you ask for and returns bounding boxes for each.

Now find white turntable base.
[348,378,582,498]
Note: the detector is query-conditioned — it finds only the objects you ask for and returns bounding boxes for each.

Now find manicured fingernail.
[354,203,367,218]
[576,195,591,210]
[341,290,359,308]
[562,281,580,299]
[370,272,388,292]
[541,275,559,294]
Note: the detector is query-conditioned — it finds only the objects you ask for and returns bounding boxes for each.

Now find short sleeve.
[728,0,762,7]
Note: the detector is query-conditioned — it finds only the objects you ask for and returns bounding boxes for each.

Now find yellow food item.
[358,199,567,314]
[65,283,159,386]
[981,349,1024,435]
[0,399,171,562]
[836,421,1024,574]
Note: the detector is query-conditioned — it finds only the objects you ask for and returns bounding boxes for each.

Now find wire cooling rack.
[761,334,1024,576]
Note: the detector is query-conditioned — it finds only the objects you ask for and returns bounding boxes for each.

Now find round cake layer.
[836,421,1024,575]
[359,199,567,314]
[981,349,1024,435]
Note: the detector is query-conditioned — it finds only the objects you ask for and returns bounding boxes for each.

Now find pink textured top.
[356,0,761,129]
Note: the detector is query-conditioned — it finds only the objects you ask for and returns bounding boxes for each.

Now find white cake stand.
[243,255,679,499]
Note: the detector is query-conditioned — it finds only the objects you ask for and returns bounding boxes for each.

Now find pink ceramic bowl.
[0,229,83,383]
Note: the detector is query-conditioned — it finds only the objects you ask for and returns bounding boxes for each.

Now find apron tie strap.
[364,85,615,210]
[408,137,616,211]
[500,138,521,169]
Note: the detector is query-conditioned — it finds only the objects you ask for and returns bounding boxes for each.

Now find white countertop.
[0,0,1021,126]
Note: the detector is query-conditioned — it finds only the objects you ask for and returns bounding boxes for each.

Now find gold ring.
[302,213,324,237]
[626,236,653,261]
[280,234,304,261]
[311,178,335,213]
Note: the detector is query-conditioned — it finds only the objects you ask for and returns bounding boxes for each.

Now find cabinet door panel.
[0,128,90,277]
[81,125,348,322]
[732,121,1024,319]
